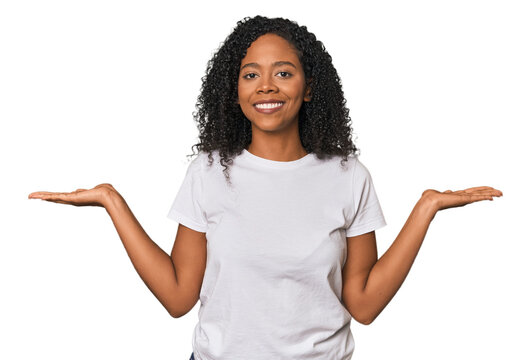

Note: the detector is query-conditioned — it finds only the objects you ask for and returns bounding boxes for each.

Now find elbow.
[354,314,375,325]
[167,294,199,318]
[348,307,377,325]
[168,303,195,318]
[169,309,183,318]
[344,296,378,325]
[167,304,184,318]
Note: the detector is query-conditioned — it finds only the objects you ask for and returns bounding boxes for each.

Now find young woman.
[28,16,502,360]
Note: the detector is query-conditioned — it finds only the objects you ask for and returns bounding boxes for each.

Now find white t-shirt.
[167,149,386,360]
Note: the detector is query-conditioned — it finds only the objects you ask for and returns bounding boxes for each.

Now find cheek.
[236,88,252,114]
[237,83,250,105]
[285,81,307,100]
[236,85,242,104]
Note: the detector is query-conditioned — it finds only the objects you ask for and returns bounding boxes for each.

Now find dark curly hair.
[188,15,359,184]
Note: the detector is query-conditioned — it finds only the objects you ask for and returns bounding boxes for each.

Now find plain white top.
[167,149,386,360]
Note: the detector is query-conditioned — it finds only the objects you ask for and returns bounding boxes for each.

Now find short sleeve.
[345,158,387,237]
[166,156,208,233]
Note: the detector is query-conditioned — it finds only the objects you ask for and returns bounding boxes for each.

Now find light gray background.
[1,0,529,359]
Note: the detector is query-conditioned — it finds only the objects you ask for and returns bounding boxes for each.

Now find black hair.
[188,15,359,184]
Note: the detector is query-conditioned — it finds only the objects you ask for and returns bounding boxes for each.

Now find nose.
[256,75,279,94]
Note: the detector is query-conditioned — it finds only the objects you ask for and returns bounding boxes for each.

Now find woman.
[28,16,502,360]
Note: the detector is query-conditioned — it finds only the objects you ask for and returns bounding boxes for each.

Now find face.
[237,33,311,134]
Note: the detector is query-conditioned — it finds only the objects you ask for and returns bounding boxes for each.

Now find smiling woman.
[27,15,503,360]
[238,34,312,156]
[190,16,360,180]
[238,34,312,161]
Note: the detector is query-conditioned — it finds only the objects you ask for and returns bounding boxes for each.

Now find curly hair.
[188,15,359,184]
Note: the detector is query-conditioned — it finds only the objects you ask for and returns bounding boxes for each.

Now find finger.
[30,191,77,203]
[28,191,59,199]
[465,188,503,197]
[443,194,493,209]
[43,198,72,205]
[466,194,495,203]
[452,186,502,197]
[463,186,496,193]
[35,192,68,201]
[29,189,85,198]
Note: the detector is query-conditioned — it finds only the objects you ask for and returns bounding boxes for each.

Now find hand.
[28,183,118,208]
[422,186,503,212]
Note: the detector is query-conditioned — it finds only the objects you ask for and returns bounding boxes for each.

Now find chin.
[251,120,287,133]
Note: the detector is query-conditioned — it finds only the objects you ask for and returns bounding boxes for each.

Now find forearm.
[103,191,181,316]
[358,195,438,323]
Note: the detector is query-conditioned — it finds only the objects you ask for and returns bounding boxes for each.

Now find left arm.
[342,186,502,325]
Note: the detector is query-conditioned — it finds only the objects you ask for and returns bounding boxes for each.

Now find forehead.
[241,33,300,64]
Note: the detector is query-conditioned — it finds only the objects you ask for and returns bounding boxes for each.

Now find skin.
[238,33,311,161]
[28,33,503,324]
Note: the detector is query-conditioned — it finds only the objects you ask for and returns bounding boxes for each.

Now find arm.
[28,184,207,318]
[104,189,206,318]
[342,186,502,325]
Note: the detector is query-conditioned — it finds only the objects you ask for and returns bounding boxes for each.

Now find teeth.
[255,102,283,109]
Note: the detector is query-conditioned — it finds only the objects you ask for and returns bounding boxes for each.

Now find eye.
[243,73,258,79]
[276,71,292,78]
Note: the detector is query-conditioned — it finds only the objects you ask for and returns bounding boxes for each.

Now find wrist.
[102,187,125,210]
[418,191,439,219]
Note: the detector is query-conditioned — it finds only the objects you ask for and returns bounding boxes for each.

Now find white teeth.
[255,102,283,109]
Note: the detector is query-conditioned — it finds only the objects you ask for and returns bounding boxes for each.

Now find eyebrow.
[240,61,297,71]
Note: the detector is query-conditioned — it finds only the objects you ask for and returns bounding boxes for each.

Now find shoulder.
[183,152,207,175]
[340,154,375,186]
[352,156,370,177]
[186,150,226,177]
[328,153,367,175]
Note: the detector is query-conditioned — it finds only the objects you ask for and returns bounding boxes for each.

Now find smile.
[253,102,284,113]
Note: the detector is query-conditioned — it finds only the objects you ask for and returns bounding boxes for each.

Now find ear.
[304,78,312,102]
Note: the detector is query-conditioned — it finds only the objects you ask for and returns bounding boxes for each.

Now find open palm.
[28,183,117,207]
[423,186,503,211]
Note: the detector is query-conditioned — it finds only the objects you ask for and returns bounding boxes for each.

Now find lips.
[253,100,285,114]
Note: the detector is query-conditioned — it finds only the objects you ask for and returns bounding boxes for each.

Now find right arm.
[104,189,207,318]
[29,184,207,318]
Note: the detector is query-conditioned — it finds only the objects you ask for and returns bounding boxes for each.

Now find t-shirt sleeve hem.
[345,217,387,237]
[167,209,208,233]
